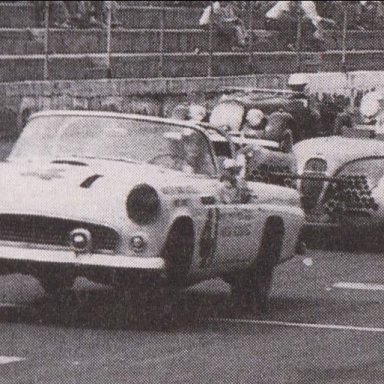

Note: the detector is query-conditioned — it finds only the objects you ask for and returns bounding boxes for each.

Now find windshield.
[9,115,216,176]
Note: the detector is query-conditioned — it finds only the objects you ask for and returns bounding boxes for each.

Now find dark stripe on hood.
[80,175,103,188]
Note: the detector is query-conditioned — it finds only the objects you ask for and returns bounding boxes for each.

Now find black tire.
[40,274,75,296]
[228,219,284,314]
[162,219,194,287]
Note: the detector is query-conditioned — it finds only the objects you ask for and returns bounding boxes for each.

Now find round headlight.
[360,91,382,119]
[126,184,160,225]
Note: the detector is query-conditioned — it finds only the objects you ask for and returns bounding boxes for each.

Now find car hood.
[294,137,384,174]
[0,159,186,224]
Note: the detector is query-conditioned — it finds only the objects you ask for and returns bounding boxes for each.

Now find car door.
[197,129,263,270]
[197,192,258,271]
[209,176,264,269]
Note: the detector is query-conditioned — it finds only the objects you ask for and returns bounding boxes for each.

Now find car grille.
[0,214,119,252]
[323,175,379,214]
[300,172,326,211]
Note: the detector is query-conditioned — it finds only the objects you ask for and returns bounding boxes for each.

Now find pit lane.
[1,249,384,384]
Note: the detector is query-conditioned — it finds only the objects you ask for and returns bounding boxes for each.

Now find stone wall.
[0,75,288,140]
[2,70,384,145]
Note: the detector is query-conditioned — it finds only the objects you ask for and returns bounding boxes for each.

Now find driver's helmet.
[223,158,242,172]
[163,129,205,159]
[245,109,265,129]
[188,104,207,122]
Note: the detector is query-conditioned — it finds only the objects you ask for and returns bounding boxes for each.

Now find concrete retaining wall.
[2,70,384,145]
[0,74,288,139]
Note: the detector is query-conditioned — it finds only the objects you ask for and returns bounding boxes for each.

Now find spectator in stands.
[67,1,121,29]
[265,1,335,50]
[32,1,45,28]
[93,1,122,28]
[199,1,247,51]
[359,1,384,30]
[328,1,378,31]
[32,1,72,28]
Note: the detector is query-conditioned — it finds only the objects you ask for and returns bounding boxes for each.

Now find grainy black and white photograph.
[1,0,384,383]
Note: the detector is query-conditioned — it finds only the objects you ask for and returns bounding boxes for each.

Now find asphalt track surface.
[1,250,384,384]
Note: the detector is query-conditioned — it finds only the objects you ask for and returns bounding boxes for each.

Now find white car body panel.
[0,110,305,287]
[293,136,384,232]
[294,137,384,175]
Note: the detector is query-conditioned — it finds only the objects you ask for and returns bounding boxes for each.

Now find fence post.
[247,1,254,72]
[207,1,214,77]
[158,6,165,77]
[341,5,348,71]
[295,7,303,72]
[106,0,112,78]
[43,0,50,80]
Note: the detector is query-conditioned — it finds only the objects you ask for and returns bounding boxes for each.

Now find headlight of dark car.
[126,184,160,225]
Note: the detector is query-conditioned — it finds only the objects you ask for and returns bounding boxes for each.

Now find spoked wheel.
[227,218,284,315]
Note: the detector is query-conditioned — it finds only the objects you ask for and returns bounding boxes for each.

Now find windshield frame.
[9,112,220,177]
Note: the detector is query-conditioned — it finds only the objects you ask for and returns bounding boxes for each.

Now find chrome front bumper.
[0,245,165,271]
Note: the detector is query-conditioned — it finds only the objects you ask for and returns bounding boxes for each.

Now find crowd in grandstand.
[0,1,383,80]
[199,1,384,51]
[24,0,384,51]
[25,1,384,34]
[32,1,122,29]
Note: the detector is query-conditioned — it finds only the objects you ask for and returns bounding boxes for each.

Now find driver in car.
[162,130,214,175]
[180,130,213,175]
[218,158,251,204]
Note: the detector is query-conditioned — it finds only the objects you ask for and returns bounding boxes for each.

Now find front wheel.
[227,219,284,314]
[229,261,275,315]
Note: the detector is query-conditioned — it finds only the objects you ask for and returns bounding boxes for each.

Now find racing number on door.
[199,208,219,268]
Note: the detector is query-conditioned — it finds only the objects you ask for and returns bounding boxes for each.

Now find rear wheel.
[227,218,284,314]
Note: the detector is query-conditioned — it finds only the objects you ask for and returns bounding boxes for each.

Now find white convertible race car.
[0,110,304,312]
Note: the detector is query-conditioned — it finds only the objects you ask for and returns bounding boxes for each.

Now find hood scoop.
[80,174,103,189]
